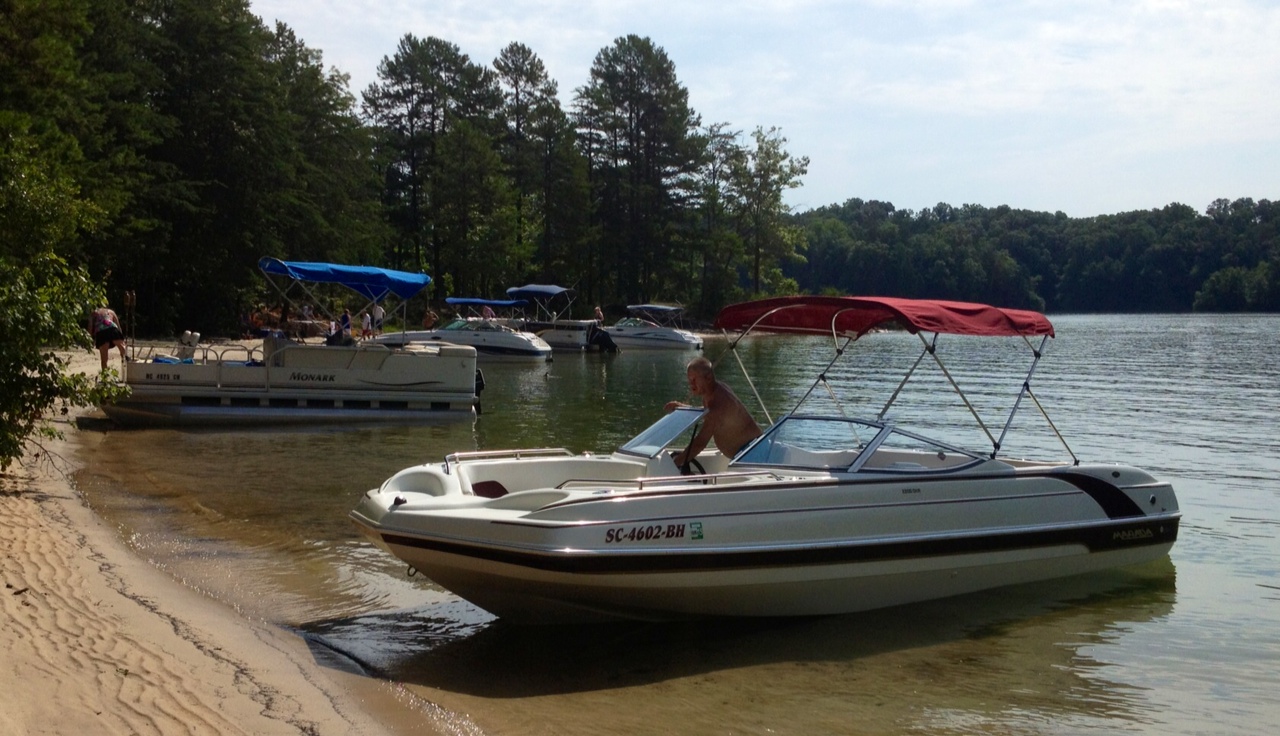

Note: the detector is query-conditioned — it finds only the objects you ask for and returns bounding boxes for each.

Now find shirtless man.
[664,356,762,466]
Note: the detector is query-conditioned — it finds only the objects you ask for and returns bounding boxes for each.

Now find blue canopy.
[258,257,430,302]
[505,284,572,302]
[445,297,529,308]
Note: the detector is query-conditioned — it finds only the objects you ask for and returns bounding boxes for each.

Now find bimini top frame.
[505,284,576,322]
[712,295,1076,464]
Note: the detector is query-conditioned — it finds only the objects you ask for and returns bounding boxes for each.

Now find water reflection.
[76,314,1280,736]
[297,561,1175,735]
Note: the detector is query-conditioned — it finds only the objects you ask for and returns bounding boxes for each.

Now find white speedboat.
[375,300,553,363]
[103,259,483,426]
[505,284,619,352]
[350,296,1180,622]
[603,304,703,350]
[376,318,551,363]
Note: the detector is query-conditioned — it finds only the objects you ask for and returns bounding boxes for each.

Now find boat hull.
[603,329,703,350]
[351,460,1180,623]
[104,395,474,427]
[369,532,1175,623]
[105,338,480,427]
[375,328,552,363]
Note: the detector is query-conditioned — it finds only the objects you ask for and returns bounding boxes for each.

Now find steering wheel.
[675,423,706,475]
[677,453,706,476]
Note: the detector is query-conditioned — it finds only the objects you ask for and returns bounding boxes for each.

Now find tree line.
[4,0,1277,347]
[2,0,809,338]
[793,198,1280,313]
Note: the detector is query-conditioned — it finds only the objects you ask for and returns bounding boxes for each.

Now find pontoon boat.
[104,259,483,426]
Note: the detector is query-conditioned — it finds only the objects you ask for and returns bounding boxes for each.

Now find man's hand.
[664,400,686,413]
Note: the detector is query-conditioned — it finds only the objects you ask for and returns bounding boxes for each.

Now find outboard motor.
[588,324,620,353]
[474,368,486,414]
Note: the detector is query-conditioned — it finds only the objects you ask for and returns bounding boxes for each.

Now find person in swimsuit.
[91,306,127,371]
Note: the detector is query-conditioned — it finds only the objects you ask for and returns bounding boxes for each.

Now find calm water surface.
[78,314,1280,735]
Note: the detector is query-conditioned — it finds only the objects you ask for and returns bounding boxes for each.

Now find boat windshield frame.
[733,414,988,472]
[617,407,705,459]
[439,318,512,333]
[614,316,660,328]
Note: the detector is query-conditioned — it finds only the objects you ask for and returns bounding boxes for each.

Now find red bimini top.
[713,296,1054,339]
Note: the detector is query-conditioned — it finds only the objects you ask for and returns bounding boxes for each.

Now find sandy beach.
[0,349,419,736]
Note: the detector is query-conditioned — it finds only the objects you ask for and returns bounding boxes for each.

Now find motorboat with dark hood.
[349,296,1180,622]
[504,284,618,352]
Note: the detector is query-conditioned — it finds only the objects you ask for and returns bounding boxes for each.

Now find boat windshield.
[617,407,705,459]
[440,319,508,332]
[735,415,987,472]
[614,317,658,327]
[735,416,878,469]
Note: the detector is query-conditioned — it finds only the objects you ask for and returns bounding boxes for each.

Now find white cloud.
[250,0,1280,215]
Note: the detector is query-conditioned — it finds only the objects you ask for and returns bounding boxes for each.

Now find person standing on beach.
[90,305,127,371]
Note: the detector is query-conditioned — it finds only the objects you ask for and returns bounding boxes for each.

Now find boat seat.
[470,480,509,498]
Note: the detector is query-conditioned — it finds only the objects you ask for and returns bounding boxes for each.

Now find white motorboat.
[375,298,552,363]
[603,304,703,350]
[505,284,618,352]
[103,259,483,426]
[350,296,1180,623]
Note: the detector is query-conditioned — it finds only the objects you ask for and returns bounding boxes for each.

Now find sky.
[250,0,1278,218]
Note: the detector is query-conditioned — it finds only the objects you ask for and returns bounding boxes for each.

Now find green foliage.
[0,253,127,468]
[791,197,1279,313]
[575,35,704,308]
[7,0,1278,357]
[732,127,809,295]
[0,129,125,469]
[363,34,507,299]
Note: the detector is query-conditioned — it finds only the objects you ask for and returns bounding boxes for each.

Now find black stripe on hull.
[545,470,1157,521]
[380,517,1179,576]
[1052,472,1146,518]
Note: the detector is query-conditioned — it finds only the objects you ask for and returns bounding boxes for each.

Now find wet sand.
[0,349,421,735]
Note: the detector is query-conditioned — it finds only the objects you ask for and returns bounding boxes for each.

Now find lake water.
[76,314,1280,735]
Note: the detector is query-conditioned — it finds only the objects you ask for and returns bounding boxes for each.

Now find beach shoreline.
[0,349,447,736]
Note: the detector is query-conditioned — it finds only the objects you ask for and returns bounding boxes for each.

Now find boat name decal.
[605,522,699,544]
[1112,527,1155,542]
[288,372,337,382]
